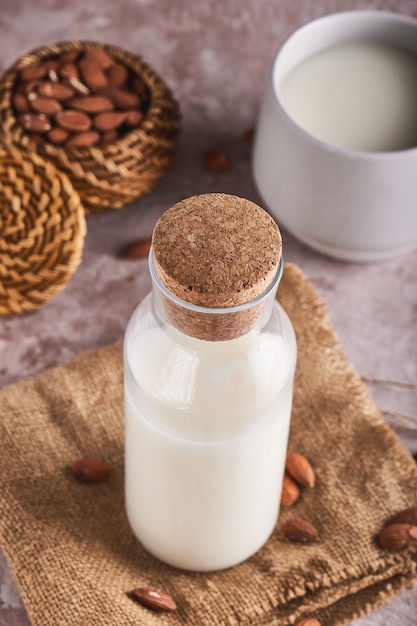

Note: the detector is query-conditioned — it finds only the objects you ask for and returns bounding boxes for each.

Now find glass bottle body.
[124,263,297,571]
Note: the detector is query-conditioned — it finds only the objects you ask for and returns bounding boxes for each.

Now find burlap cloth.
[1,263,416,626]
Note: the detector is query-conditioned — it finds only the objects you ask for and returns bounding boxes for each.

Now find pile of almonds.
[281,452,316,506]
[13,46,149,147]
[280,452,319,544]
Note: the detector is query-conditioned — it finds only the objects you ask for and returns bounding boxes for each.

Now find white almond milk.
[124,295,296,571]
[280,42,417,152]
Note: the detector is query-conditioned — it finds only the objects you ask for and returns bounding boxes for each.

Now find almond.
[286,453,315,488]
[378,523,417,550]
[23,80,43,96]
[79,57,109,91]
[44,59,60,72]
[125,109,144,127]
[280,472,300,506]
[133,75,148,100]
[71,458,112,483]
[94,111,127,131]
[97,85,140,109]
[59,62,79,80]
[19,63,48,82]
[387,506,417,527]
[203,149,231,172]
[107,61,129,88]
[121,238,152,259]
[101,130,119,143]
[59,50,80,65]
[282,518,319,543]
[19,113,51,133]
[130,587,177,612]
[85,47,114,70]
[30,96,62,116]
[66,131,101,147]
[67,76,90,95]
[44,60,60,80]
[38,82,74,100]
[47,127,70,144]
[48,68,59,83]
[26,91,38,102]
[55,109,92,132]
[295,619,321,626]
[13,92,30,113]
[70,95,114,113]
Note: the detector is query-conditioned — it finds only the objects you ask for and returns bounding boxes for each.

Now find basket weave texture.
[0,146,86,315]
[0,40,181,214]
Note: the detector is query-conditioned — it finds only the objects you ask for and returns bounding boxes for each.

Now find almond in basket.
[13,46,150,148]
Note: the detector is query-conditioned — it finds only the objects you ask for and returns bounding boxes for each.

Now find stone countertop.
[1,0,416,624]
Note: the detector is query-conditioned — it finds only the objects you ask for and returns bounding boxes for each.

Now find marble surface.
[1,0,417,624]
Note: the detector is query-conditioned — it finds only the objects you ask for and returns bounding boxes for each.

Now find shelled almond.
[286,452,316,488]
[203,149,231,172]
[71,457,112,483]
[13,46,150,147]
[377,506,417,551]
[386,506,417,526]
[280,472,300,506]
[378,523,417,550]
[282,518,319,543]
[129,587,177,612]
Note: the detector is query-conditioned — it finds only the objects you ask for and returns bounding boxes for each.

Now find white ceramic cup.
[252,11,417,262]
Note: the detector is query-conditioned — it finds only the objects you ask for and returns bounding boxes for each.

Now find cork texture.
[152,193,282,308]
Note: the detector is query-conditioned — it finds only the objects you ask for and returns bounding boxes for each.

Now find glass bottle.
[124,193,297,571]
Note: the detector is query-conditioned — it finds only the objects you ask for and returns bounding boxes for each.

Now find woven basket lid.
[0,146,86,315]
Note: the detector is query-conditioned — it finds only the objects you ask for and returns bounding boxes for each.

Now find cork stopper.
[151,193,282,340]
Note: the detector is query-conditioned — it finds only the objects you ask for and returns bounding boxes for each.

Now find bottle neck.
[149,251,283,341]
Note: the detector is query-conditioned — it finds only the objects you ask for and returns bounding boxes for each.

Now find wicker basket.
[0,146,86,315]
[0,40,181,214]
